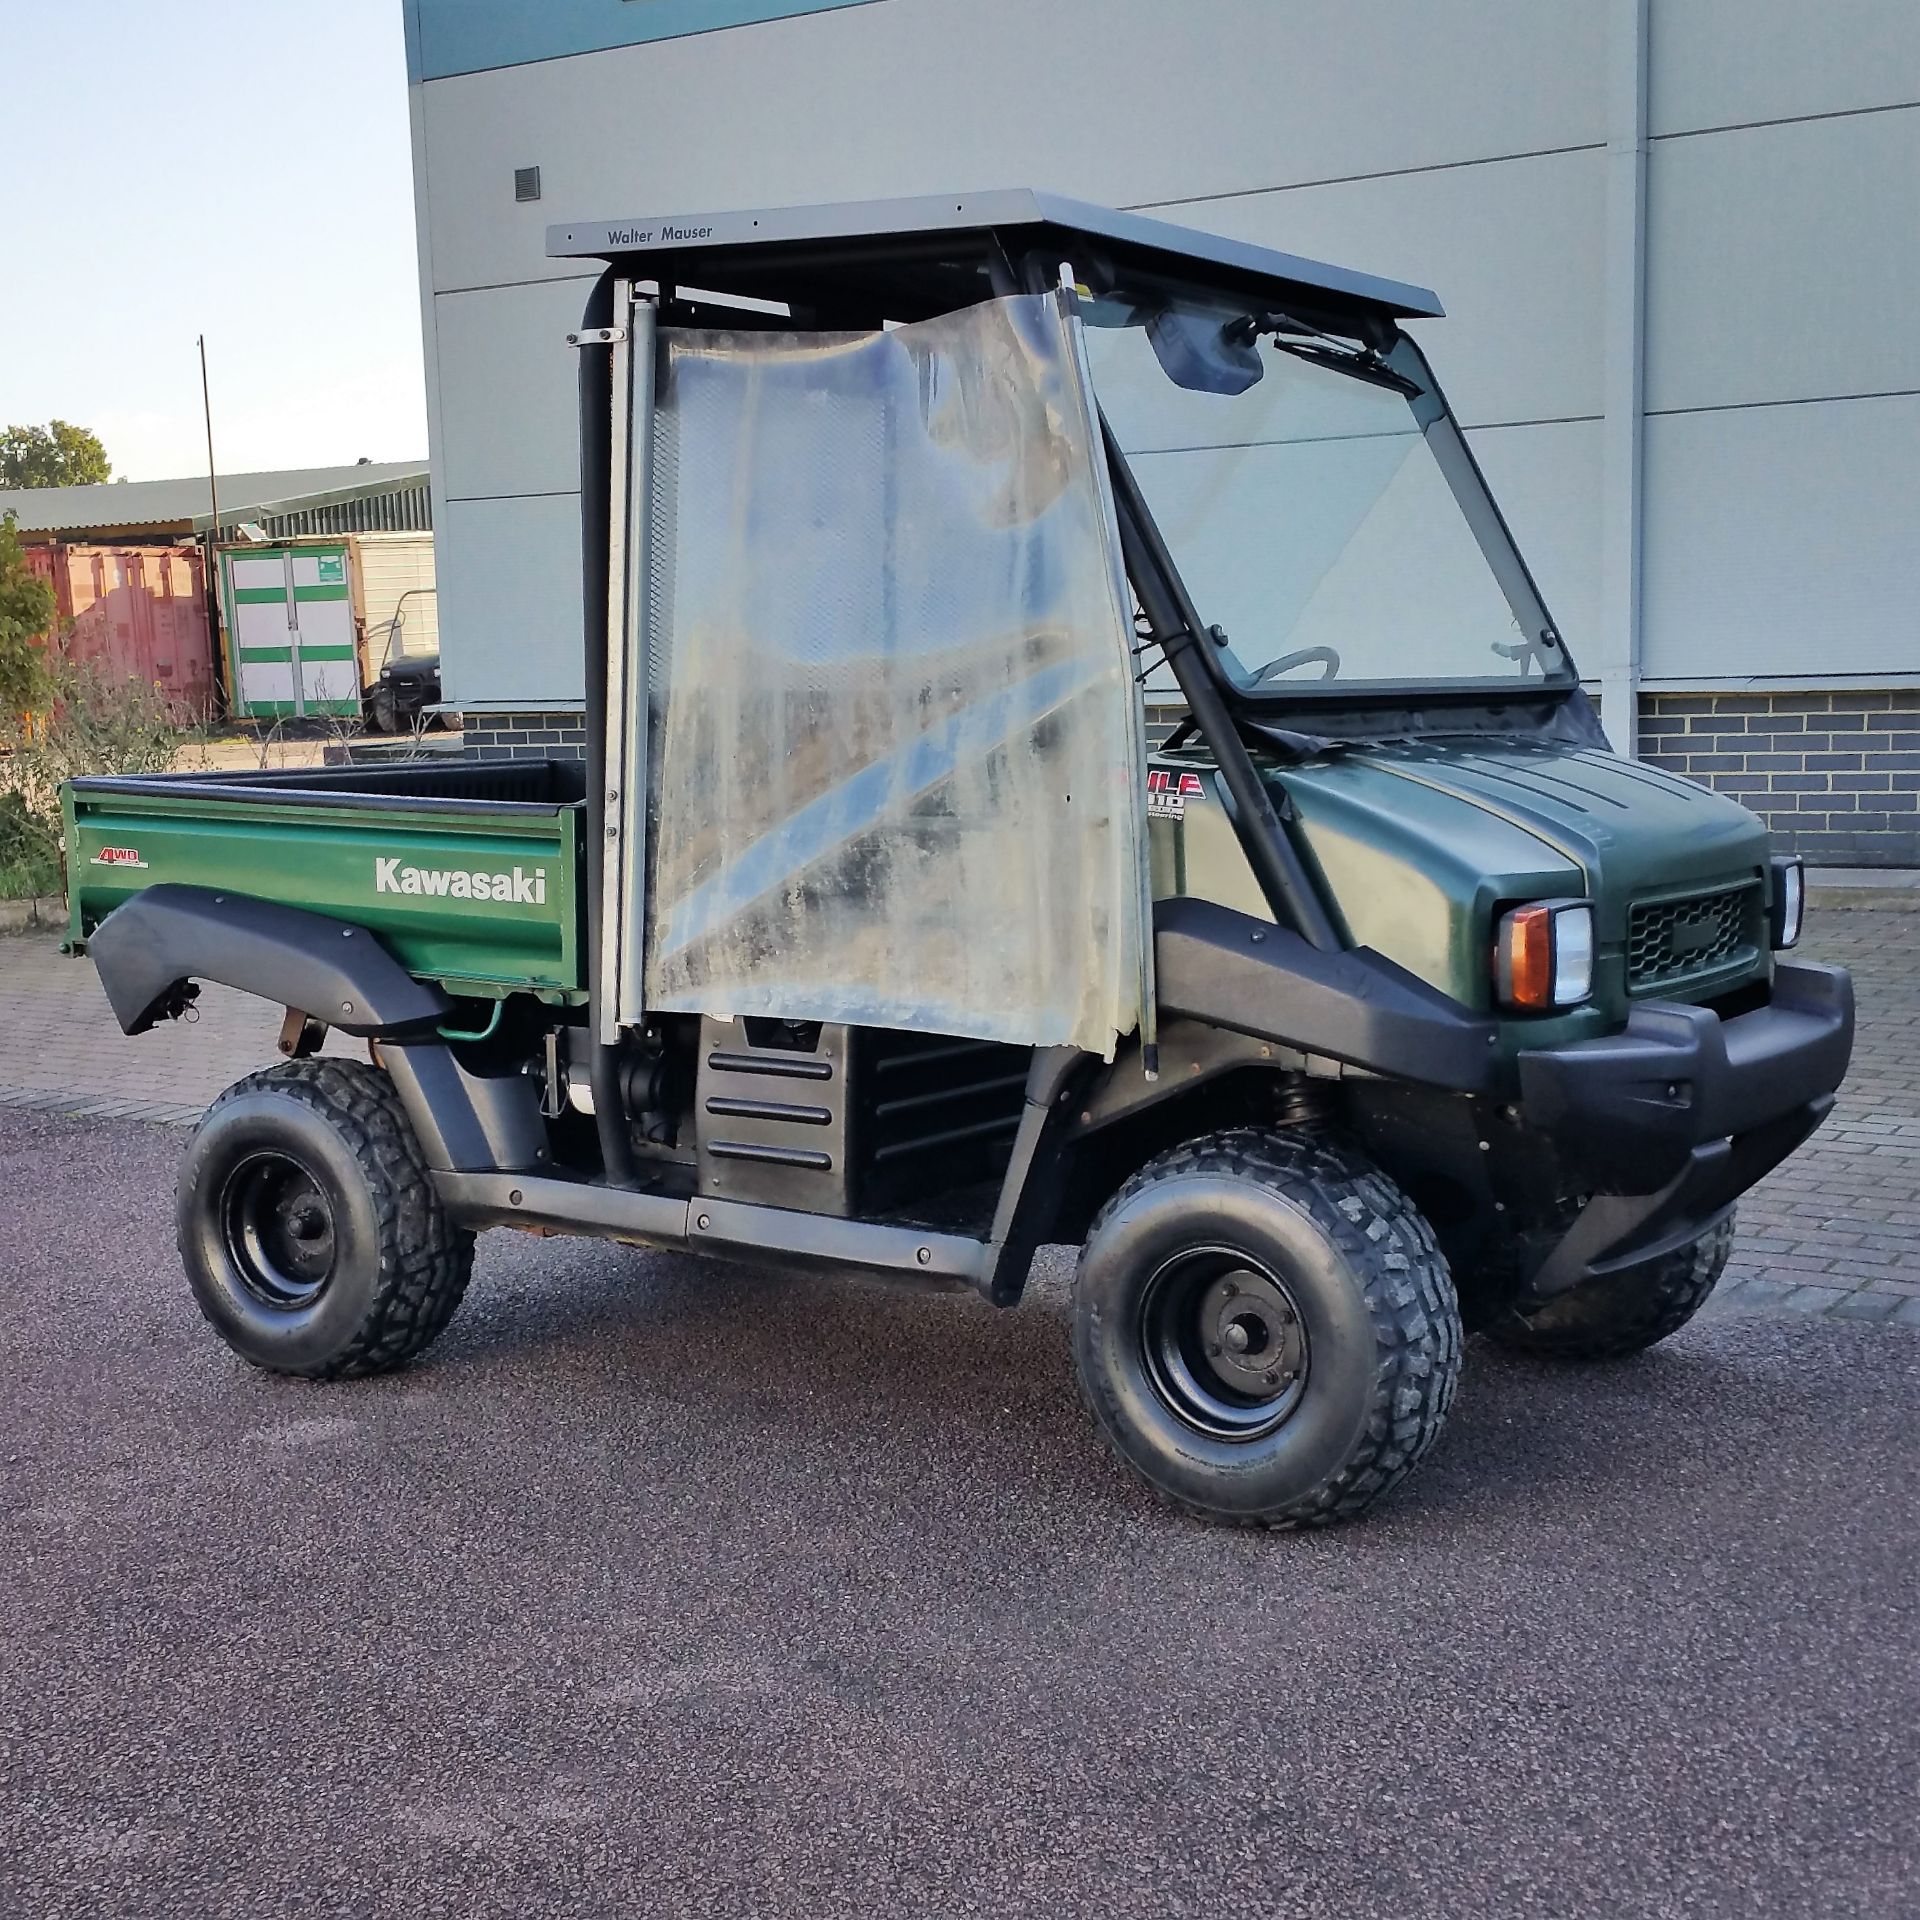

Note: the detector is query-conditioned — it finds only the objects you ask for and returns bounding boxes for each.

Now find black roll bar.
[1098,417,1343,953]
[1011,242,1340,952]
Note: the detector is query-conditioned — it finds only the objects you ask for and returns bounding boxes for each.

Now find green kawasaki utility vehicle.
[66,194,1852,1527]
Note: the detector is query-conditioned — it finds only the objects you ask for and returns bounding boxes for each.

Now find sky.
[2,0,426,482]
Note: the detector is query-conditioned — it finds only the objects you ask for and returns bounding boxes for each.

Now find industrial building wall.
[411,0,1920,862]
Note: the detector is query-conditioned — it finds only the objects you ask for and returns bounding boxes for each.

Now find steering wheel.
[1252,645,1341,685]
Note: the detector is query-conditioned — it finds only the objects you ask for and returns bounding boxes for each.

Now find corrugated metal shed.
[258,483,432,537]
[0,461,430,540]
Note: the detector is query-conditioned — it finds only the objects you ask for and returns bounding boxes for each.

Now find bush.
[0,510,56,716]
[1,634,191,900]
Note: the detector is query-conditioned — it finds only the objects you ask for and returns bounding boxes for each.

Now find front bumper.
[1515,959,1853,1297]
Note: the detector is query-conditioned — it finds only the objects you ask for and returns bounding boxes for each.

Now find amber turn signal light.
[1495,901,1594,1010]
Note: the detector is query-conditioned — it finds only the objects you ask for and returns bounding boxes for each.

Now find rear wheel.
[177,1059,473,1378]
[1486,1214,1734,1361]
[1073,1129,1461,1528]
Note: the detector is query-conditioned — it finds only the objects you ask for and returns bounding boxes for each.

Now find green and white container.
[220,542,360,717]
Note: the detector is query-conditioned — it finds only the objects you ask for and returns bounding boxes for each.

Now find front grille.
[1627,882,1762,991]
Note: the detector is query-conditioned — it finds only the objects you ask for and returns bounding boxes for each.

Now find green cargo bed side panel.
[66,790,584,998]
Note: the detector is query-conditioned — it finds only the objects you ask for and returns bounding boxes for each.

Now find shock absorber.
[1274,1074,1332,1134]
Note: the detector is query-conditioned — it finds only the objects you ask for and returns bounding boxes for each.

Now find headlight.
[1496,900,1594,1010]
[1770,856,1804,949]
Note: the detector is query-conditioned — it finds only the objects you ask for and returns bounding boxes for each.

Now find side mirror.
[1146,308,1265,396]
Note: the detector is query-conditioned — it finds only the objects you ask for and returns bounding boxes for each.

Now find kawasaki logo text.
[375,858,548,905]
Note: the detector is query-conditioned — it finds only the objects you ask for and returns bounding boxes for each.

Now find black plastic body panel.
[88,884,452,1038]
[1153,896,1498,1091]
[383,1043,550,1173]
[696,1018,854,1213]
[691,1019,1029,1219]
[1517,960,1853,1185]
[859,1029,1029,1214]
[1523,1098,1832,1300]
[1515,959,1853,1297]
[70,758,586,817]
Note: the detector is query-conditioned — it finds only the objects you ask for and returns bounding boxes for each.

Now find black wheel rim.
[220,1152,338,1310]
[1139,1244,1310,1442]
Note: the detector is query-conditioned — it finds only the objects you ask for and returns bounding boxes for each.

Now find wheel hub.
[221,1154,338,1310]
[1140,1249,1311,1441]
[1201,1272,1303,1394]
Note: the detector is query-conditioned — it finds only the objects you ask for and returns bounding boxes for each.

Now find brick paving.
[1712,904,1920,1329]
[0,928,355,1124]
[2,907,1915,1325]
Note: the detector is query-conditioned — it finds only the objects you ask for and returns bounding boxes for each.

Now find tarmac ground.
[1,1103,1916,1919]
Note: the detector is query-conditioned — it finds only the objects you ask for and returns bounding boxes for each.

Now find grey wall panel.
[1640,394,1920,680]
[419,0,1605,294]
[433,278,599,503]
[411,0,1920,705]
[1649,0,1920,136]
[1156,148,1606,430]
[1466,419,1604,656]
[435,422,1602,718]
[1645,110,1920,413]
[437,493,585,706]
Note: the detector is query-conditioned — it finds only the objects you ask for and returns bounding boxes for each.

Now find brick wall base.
[462,710,587,761]
[1637,691,1920,868]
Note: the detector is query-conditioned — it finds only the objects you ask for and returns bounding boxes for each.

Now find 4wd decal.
[91,846,148,868]
[376,858,548,905]
[1146,769,1206,821]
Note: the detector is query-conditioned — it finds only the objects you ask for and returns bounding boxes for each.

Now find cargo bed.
[64,760,587,1000]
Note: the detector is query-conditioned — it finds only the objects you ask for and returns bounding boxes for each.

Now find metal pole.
[1598,0,1650,757]
[198,334,220,538]
[197,336,230,714]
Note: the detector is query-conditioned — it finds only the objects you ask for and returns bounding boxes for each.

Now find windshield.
[1079,284,1569,698]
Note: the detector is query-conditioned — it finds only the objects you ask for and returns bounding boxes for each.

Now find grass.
[0,851,60,903]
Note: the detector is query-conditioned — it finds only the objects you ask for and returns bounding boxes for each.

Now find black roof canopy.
[545,188,1444,325]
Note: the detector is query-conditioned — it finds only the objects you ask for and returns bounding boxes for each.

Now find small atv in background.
[365,649,442,736]
[65,193,1852,1527]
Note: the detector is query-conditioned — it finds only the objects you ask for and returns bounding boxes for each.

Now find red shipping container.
[25,543,215,721]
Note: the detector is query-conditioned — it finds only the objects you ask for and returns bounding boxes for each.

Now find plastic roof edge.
[544,188,1445,319]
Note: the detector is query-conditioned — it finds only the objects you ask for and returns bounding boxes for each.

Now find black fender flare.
[978,899,1499,1304]
[1152,897,1498,1092]
[88,884,452,1038]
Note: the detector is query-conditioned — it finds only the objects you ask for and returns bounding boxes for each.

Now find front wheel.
[1073,1129,1461,1528]
[177,1059,474,1378]
[1485,1214,1734,1362]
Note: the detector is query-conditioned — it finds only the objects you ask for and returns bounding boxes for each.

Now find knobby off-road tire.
[1073,1128,1462,1529]
[177,1059,474,1379]
[1486,1213,1735,1362]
